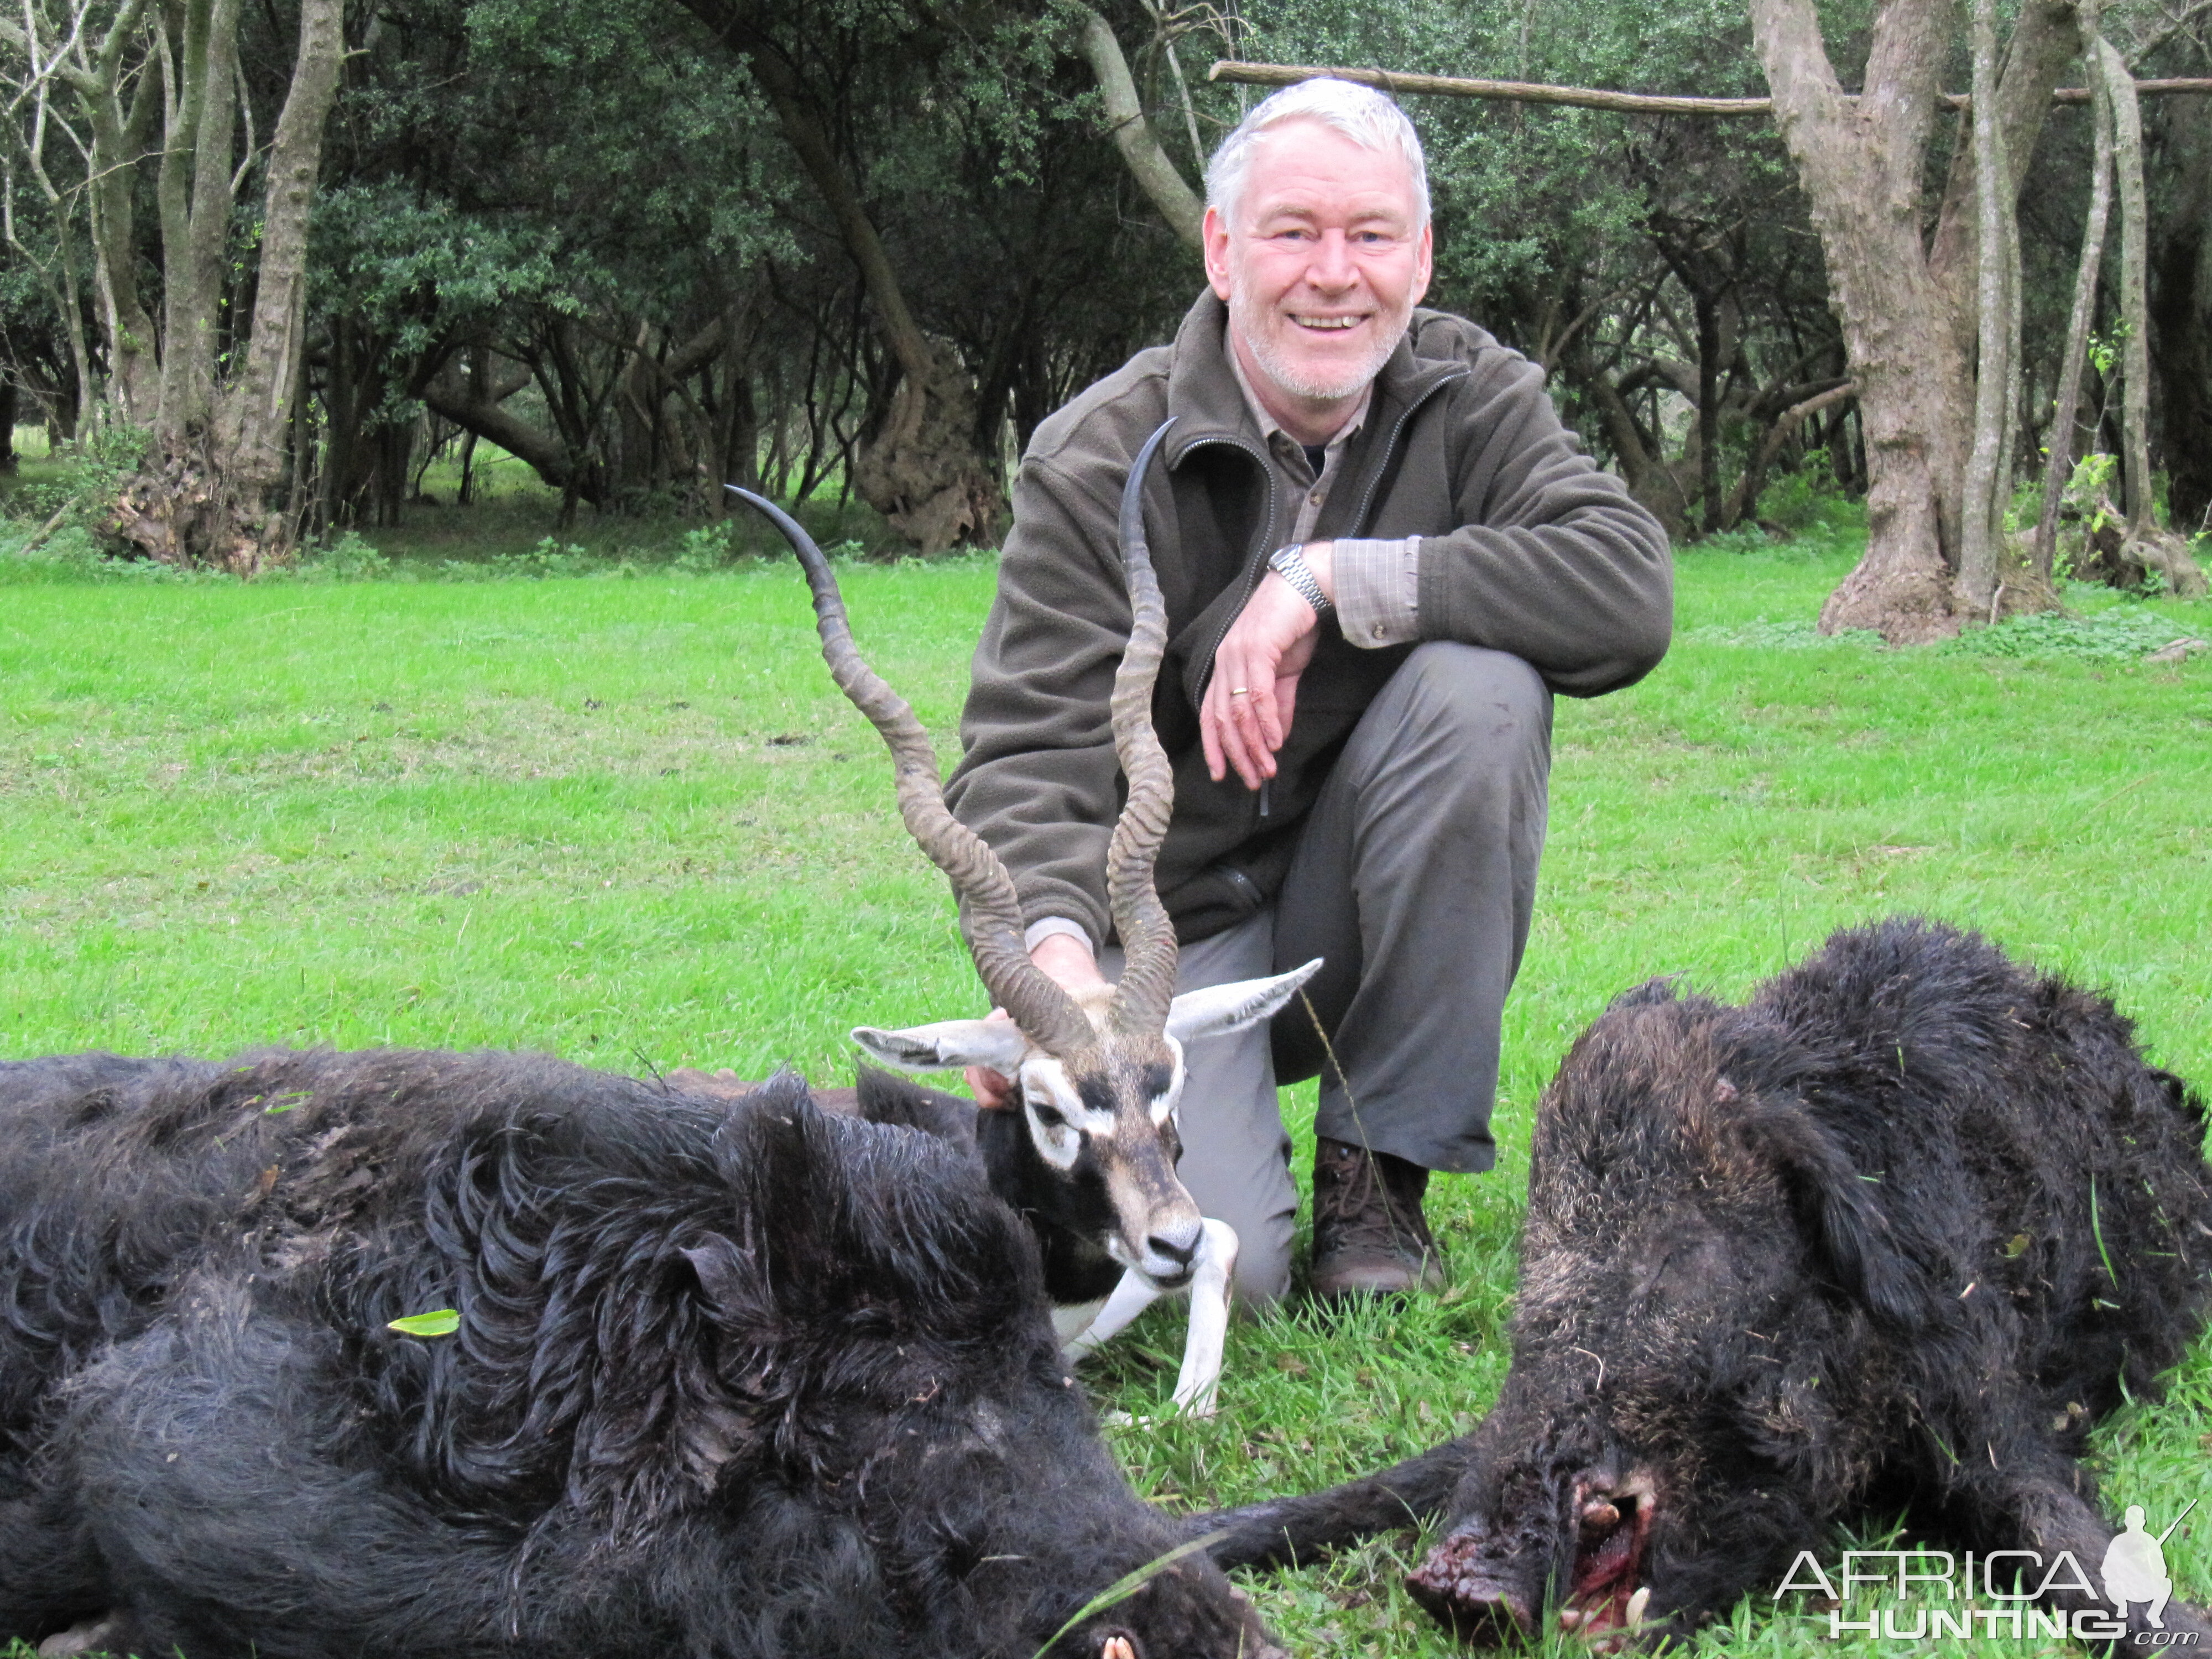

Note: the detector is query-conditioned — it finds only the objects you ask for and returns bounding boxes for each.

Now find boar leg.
[1187,1439,1472,1570]
[1944,1448,2212,1640]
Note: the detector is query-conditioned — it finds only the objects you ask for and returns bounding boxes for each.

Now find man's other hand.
[1203,542,1334,790]
[966,932,1108,1108]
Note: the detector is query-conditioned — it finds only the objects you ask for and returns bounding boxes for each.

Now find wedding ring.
[1229,687,1250,696]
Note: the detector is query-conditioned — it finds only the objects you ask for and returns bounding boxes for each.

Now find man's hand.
[966,932,1108,1108]
[1203,543,1335,790]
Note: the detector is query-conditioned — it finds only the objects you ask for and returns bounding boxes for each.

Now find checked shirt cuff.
[1331,536,1422,648]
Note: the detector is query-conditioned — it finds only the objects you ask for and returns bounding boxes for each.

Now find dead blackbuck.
[729,422,1316,1416]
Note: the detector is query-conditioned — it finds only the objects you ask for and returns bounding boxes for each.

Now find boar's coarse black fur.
[0,1048,1281,1659]
[1197,917,2212,1648]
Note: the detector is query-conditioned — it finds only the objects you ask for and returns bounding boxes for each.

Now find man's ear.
[1203,203,1233,300]
[1165,958,1324,1044]
[852,1019,1032,1074]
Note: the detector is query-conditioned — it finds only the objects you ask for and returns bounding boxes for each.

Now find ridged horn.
[728,487,1094,1058]
[1103,420,1180,1039]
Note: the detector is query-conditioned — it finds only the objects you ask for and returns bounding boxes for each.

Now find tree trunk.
[2150,95,2212,534]
[1750,0,1971,641]
[679,0,1003,551]
[1693,289,1724,536]
[1574,361,1693,542]
[111,0,346,572]
[2094,37,2151,530]
[420,348,604,504]
[1957,0,2015,618]
[2093,43,2204,594]
[217,0,343,488]
[2034,6,2115,583]
[81,0,163,419]
[1721,379,1858,529]
[1751,0,2083,641]
[1069,2,1205,249]
[150,0,244,439]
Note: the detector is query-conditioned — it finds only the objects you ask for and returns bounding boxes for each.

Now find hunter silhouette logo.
[2106,1503,2197,1629]
[1776,1498,2203,1645]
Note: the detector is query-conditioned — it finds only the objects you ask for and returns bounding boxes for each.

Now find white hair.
[1204,77,1431,232]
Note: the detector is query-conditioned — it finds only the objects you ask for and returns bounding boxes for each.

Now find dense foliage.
[2,0,2208,551]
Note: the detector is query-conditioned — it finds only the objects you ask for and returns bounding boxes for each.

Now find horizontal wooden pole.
[1206,62,1769,114]
[1207,60,2212,116]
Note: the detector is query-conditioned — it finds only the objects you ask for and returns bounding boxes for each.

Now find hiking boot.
[1310,1136,1446,1299]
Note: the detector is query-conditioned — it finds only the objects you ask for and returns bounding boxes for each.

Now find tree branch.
[1071,3,1203,248]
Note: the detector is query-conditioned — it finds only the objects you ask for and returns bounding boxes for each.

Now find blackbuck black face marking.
[731,420,1323,1416]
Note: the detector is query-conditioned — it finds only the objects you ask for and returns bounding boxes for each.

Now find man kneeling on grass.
[945,77,1672,1307]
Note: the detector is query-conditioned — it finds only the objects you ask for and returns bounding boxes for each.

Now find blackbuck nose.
[1146,1217,1203,1267]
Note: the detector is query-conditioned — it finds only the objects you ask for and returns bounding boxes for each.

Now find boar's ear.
[683,1233,769,1325]
[853,1065,984,1156]
[1734,1101,1932,1331]
[1608,975,1683,1011]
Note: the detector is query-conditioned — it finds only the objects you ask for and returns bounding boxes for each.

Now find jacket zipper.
[1344,366,1467,535]
[1180,433,1279,833]
[1187,432,1282,698]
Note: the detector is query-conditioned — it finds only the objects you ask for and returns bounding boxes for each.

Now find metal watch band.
[1267,543,1333,617]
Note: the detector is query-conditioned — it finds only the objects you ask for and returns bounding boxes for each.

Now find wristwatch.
[1267,543,1333,617]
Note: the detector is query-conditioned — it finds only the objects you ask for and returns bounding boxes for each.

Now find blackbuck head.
[730,422,1317,1292]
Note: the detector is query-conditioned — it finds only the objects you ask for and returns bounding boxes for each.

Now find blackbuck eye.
[1030,1101,1068,1131]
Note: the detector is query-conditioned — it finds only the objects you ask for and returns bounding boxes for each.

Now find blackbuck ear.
[1165,958,1324,1044]
[851,1019,1032,1074]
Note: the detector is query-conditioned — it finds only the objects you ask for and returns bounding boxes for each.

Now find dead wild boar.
[1198,917,2212,1648]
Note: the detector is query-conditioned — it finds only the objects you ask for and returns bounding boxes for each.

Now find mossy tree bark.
[98,0,347,572]
[1749,0,2077,641]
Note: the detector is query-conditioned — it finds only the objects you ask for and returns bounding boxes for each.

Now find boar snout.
[1406,1524,1538,1642]
[1409,1465,1659,1650]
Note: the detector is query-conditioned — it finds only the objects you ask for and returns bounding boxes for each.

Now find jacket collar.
[1162,292,1467,469]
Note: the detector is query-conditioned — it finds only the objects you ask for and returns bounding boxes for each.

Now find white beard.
[1230,283,1405,403]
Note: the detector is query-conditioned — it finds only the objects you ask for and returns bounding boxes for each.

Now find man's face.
[1205,119,1433,418]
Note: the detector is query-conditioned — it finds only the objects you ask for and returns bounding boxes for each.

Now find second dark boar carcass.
[1200,917,2212,1648]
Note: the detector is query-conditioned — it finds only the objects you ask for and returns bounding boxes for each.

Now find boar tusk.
[1558,1606,1584,1630]
[1102,1637,1137,1659]
[1625,1585,1651,1629]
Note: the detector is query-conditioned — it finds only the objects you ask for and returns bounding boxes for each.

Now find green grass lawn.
[2,530,2208,1656]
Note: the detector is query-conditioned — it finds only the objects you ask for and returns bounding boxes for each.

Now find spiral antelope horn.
[727,487,1093,1058]
[1103,420,1180,1039]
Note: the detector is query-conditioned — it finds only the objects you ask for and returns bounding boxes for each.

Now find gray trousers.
[1102,643,1552,1304]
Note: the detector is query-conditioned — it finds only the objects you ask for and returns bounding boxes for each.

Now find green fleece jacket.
[943,293,1673,950]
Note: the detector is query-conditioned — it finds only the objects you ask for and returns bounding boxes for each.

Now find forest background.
[1,0,2209,631]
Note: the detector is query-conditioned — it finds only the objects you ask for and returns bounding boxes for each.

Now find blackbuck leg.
[1062,1275,1161,1357]
[1170,1218,1239,1416]
[1062,1217,1240,1417]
